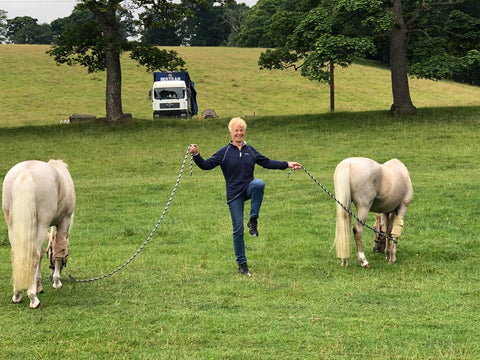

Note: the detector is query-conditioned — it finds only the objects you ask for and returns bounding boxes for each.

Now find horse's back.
[382,159,413,203]
[336,157,412,213]
[338,157,383,203]
[48,159,76,212]
[3,160,75,224]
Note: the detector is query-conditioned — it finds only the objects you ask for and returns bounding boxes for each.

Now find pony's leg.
[386,205,407,263]
[353,209,370,267]
[12,289,22,303]
[51,220,72,289]
[52,260,63,289]
[47,227,62,289]
[36,248,44,294]
[372,213,387,253]
[26,251,42,308]
[384,212,394,262]
[47,226,64,288]
[27,227,49,308]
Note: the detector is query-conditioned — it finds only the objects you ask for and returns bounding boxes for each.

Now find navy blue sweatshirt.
[193,141,288,203]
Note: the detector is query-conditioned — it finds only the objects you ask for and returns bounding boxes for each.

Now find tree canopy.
[5,16,53,44]
[0,9,7,43]
[255,0,480,116]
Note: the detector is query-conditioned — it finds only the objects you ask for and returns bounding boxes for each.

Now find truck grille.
[160,103,180,109]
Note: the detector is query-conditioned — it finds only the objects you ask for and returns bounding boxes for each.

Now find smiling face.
[228,117,247,147]
[230,125,245,146]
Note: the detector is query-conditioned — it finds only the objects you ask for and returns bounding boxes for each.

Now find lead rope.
[65,145,194,283]
[288,166,396,243]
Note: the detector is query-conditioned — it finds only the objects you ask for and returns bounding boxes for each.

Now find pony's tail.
[10,171,37,290]
[334,160,352,261]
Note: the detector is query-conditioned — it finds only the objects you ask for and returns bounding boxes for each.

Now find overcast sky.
[0,0,258,24]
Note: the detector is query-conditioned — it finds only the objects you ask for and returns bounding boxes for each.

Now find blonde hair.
[228,117,247,132]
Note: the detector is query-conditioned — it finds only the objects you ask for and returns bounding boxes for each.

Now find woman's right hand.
[189,144,199,155]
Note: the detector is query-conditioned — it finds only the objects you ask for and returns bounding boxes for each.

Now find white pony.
[334,157,413,267]
[2,160,75,308]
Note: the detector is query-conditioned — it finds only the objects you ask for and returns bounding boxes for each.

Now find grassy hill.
[0,44,479,127]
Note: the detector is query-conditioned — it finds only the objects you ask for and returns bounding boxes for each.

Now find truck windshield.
[154,88,185,100]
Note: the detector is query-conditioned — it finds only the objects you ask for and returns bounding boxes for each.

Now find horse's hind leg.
[36,248,44,294]
[353,208,370,267]
[12,288,22,303]
[27,253,42,308]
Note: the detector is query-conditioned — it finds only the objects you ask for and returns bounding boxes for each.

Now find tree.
[141,24,182,46]
[258,0,480,116]
[259,1,391,112]
[222,1,249,45]
[180,0,230,46]
[48,0,200,125]
[7,16,53,44]
[141,0,247,47]
[233,0,290,47]
[0,9,7,43]
[50,8,96,38]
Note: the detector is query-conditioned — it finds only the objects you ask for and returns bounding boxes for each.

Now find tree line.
[0,1,250,47]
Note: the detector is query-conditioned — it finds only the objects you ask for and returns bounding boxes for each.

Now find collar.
[229,140,247,148]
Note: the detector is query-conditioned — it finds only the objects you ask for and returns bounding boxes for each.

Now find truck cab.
[150,72,198,119]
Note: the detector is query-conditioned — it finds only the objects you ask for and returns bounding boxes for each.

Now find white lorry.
[149,71,198,119]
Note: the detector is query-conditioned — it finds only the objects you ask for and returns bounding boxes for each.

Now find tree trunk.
[389,0,416,116]
[105,49,124,124]
[90,0,126,125]
[329,60,335,112]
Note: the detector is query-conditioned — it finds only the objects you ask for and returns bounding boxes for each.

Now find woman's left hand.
[288,162,302,170]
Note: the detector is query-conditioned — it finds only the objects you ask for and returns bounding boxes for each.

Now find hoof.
[12,295,22,304]
[361,261,370,268]
[53,282,62,289]
[30,299,41,309]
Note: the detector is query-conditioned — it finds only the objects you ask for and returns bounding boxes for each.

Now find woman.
[190,117,302,275]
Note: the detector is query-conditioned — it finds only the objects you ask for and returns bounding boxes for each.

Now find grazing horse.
[334,157,413,267]
[2,160,75,308]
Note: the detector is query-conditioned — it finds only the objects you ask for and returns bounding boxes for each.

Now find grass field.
[0,45,479,359]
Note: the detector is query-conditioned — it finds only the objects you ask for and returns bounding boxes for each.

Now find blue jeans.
[228,179,265,265]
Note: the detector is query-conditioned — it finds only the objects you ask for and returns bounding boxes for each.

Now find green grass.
[0,45,480,359]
